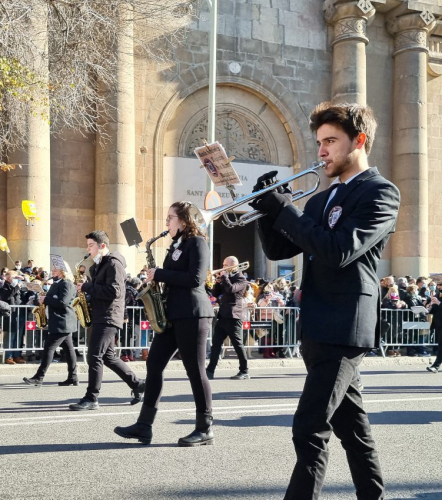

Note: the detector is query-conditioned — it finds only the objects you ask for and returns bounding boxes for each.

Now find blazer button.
[309,255,314,261]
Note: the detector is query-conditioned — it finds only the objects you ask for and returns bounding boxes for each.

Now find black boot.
[178,412,214,447]
[58,377,79,386]
[23,377,42,387]
[130,381,146,405]
[114,405,157,445]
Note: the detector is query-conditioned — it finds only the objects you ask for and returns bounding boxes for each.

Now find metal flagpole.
[206,0,217,270]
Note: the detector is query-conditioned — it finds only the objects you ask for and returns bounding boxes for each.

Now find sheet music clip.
[120,218,145,253]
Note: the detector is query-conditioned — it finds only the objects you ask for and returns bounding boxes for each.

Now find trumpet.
[187,161,326,235]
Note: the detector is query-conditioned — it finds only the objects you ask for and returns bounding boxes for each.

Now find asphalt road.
[1,361,442,500]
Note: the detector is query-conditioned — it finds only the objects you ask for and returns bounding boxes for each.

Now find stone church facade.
[1,0,442,279]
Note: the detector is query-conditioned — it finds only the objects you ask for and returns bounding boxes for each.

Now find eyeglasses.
[165,215,178,223]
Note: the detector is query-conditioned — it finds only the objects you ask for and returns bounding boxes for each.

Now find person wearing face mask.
[14,260,24,276]
[416,276,431,302]
[404,284,431,357]
[23,261,79,387]
[69,231,145,411]
[78,264,91,283]
[114,201,215,446]
[0,271,26,364]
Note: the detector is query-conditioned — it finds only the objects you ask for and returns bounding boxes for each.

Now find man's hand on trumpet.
[249,171,292,217]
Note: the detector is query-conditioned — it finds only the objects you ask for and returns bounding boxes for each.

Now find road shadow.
[369,410,442,425]
[175,408,442,429]
[363,385,442,395]
[0,396,144,414]
[0,441,176,455]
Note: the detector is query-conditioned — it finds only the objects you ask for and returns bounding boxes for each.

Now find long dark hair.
[170,201,207,241]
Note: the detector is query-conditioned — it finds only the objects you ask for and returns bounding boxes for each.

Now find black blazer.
[81,252,127,329]
[155,236,214,320]
[212,272,247,320]
[257,167,400,348]
[43,279,78,334]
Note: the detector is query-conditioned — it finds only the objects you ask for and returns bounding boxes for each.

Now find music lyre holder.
[120,218,146,254]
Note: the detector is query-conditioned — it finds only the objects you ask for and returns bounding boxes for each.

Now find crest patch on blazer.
[172,249,182,261]
[328,206,343,229]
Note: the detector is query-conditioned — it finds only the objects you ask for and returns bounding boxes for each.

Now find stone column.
[387,10,436,278]
[95,4,136,272]
[325,0,376,105]
[7,4,50,269]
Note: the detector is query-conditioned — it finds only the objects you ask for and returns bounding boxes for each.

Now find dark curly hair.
[170,201,207,241]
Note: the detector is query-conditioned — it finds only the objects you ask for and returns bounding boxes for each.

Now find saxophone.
[137,230,169,333]
[72,254,92,329]
[33,292,47,329]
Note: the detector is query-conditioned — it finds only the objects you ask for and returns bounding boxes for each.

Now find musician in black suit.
[206,256,249,380]
[251,102,400,500]
[23,261,79,387]
[114,201,215,446]
[69,231,145,411]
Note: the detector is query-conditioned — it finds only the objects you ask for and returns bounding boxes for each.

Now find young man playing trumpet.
[251,102,400,500]
[206,256,250,380]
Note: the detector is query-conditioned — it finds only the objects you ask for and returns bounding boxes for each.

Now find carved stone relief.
[394,30,428,54]
[182,105,277,164]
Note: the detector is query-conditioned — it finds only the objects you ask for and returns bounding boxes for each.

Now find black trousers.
[207,317,248,373]
[284,337,384,500]
[34,332,77,381]
[433,327,442,367]
[85,323,142,402]
[144,317,212,414]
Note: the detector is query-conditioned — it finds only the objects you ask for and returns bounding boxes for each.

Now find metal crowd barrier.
[379,308,437,357]
[0,306,436,362]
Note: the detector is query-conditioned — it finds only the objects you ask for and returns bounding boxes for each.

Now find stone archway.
[158,82,305,278]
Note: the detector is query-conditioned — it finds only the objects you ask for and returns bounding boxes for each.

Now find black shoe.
[130,381,145,405]
[178,412,214,447]
[206,369,214,380]
[278,352,287,359]
[426,365,439,373]
[58,378,79,386]
[114,406,157,445]
[230,372,250,380]
[23,377,42,387]
[69,398,99,411]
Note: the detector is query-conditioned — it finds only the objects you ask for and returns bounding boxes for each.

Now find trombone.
[188,160,326,234]
[211,261,250,277]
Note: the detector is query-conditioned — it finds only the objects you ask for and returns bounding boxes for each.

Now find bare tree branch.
[0,0,200,154]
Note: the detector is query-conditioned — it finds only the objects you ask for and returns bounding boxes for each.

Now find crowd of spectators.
[2,260,441,365]
[379,275,442,358]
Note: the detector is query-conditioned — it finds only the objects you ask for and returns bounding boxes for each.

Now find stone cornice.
[386,11,436,56]
[324,0,376,46]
